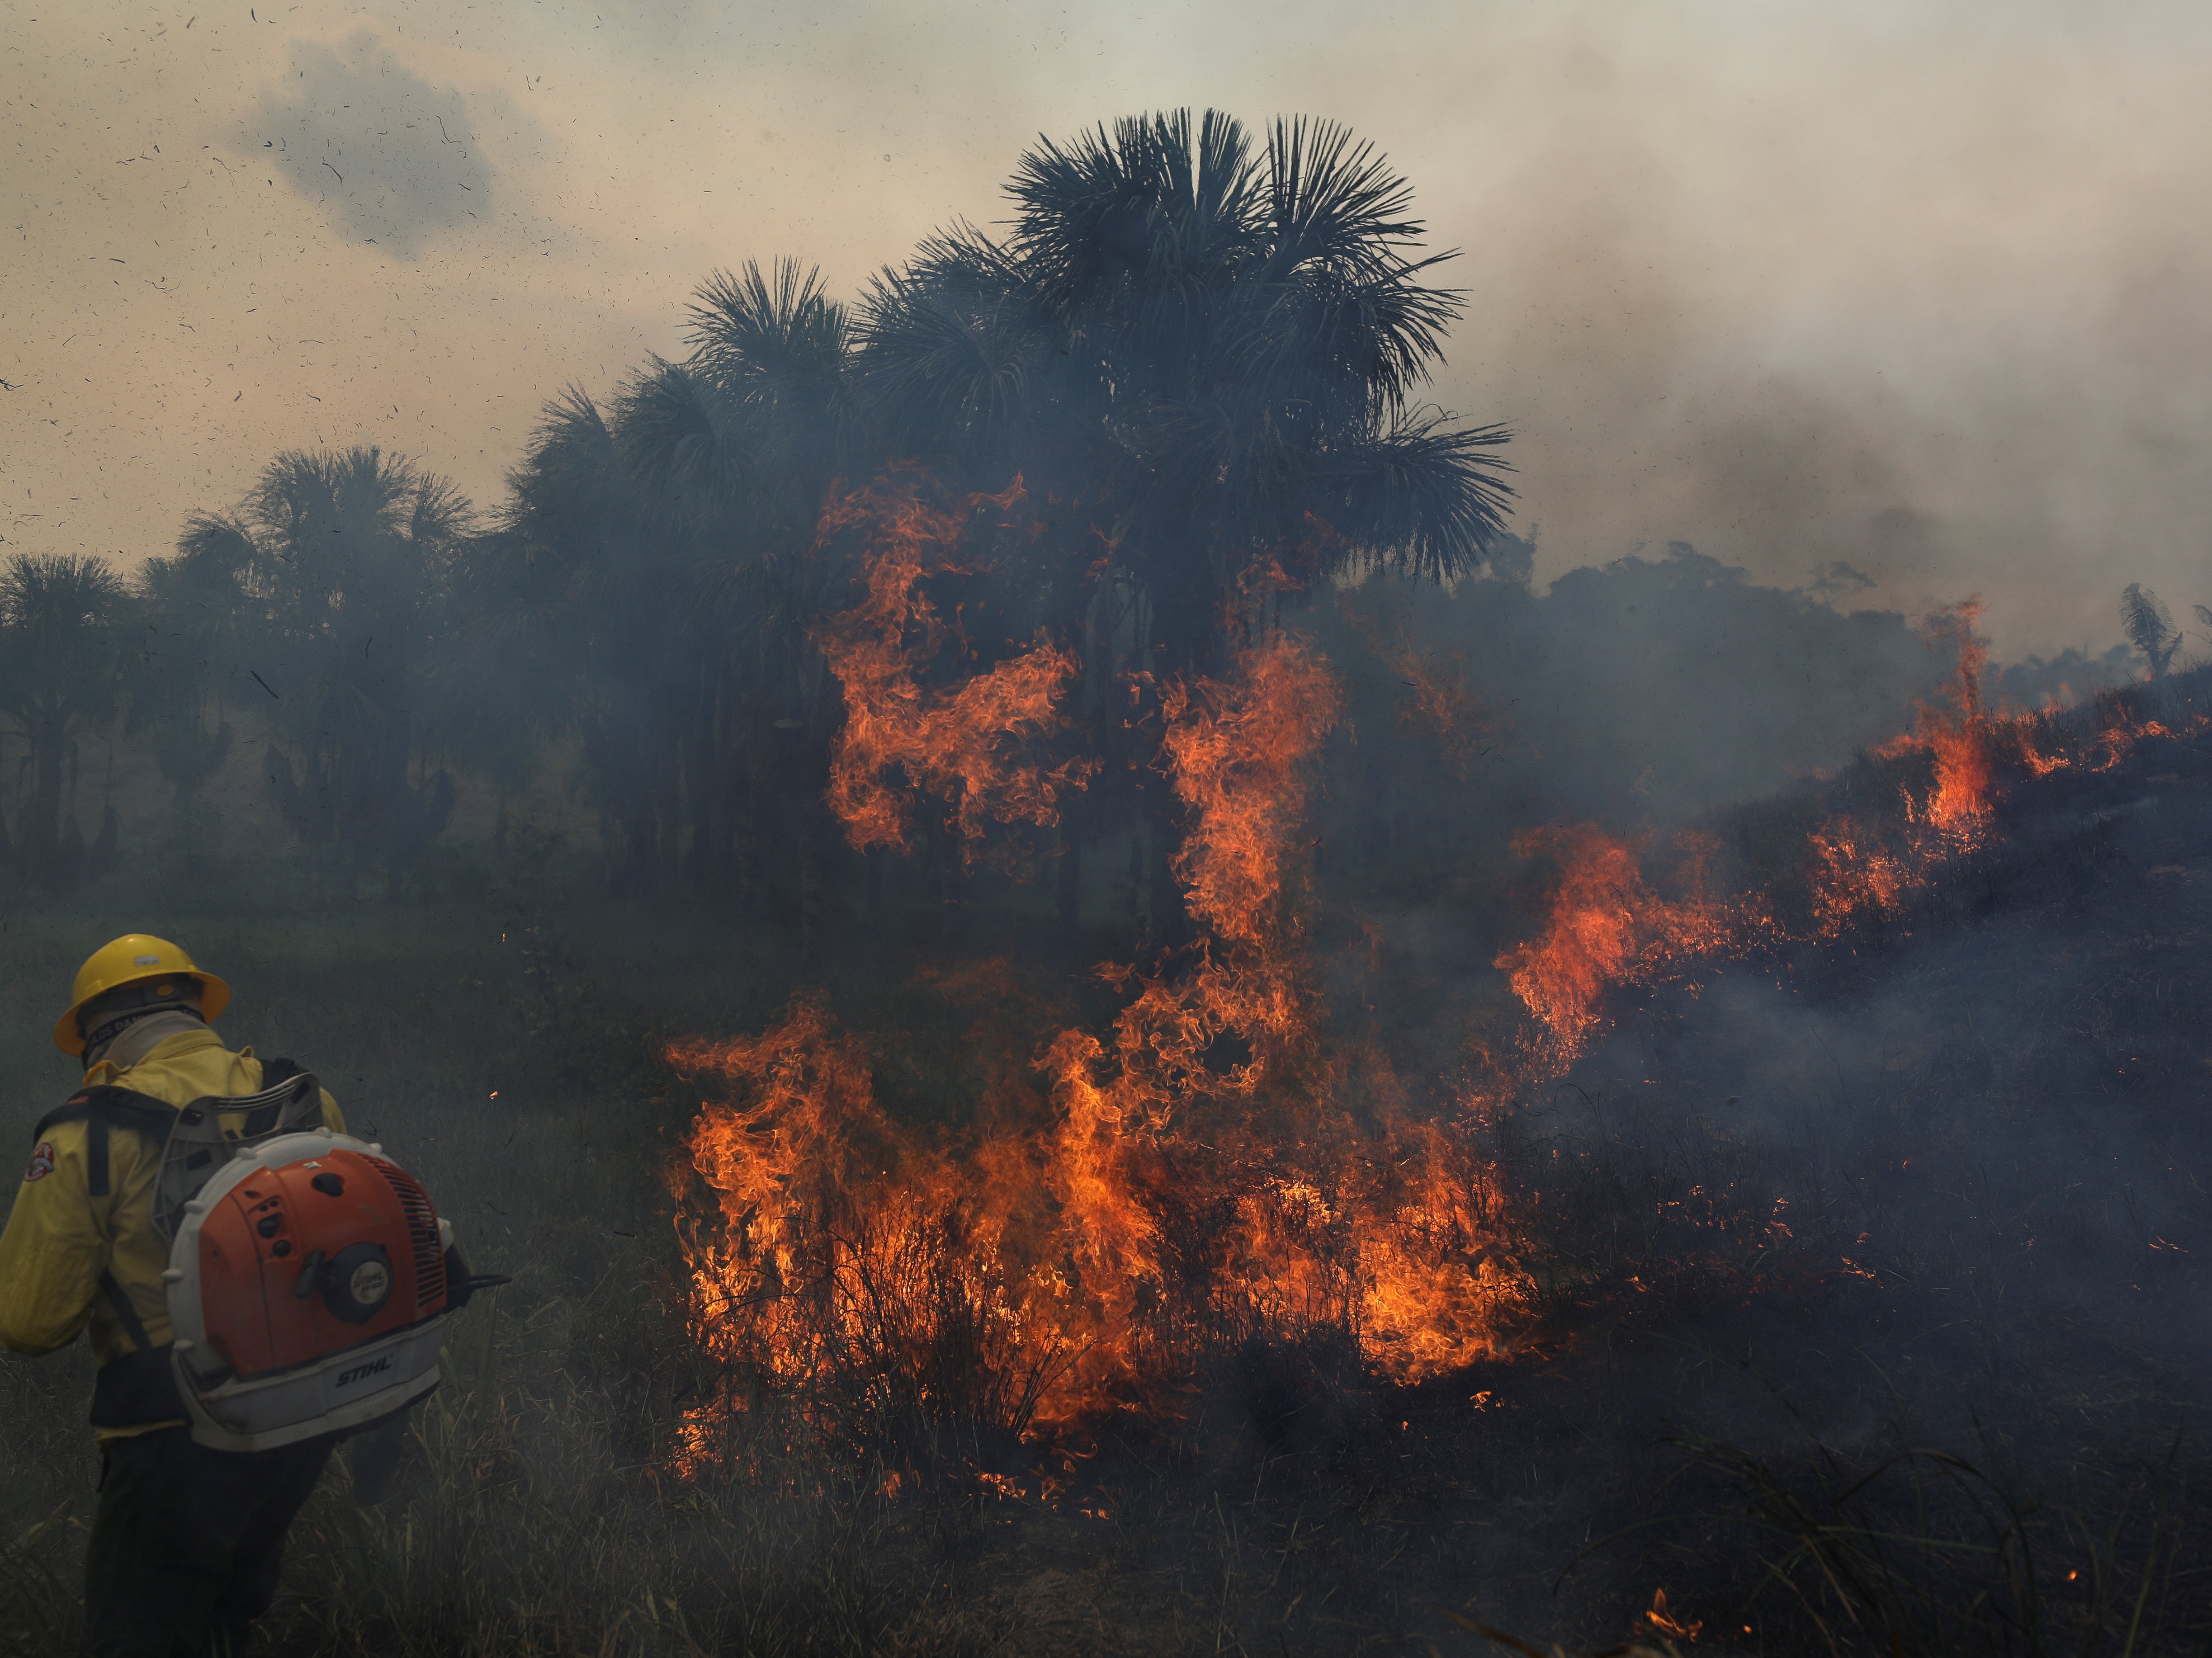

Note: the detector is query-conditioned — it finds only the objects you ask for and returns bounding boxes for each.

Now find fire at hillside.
[1498,599,2212,1069]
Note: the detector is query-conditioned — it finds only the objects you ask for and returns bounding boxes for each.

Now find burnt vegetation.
[2,113,2207,1657]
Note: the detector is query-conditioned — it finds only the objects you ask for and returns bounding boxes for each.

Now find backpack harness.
[36,1065,499,1452]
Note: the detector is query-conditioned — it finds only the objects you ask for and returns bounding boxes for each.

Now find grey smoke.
[248,32,492,257]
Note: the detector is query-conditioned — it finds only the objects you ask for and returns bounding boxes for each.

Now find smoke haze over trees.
[4,102,2208,1658]
[15,3,2212,661]
[0,113,2156,906]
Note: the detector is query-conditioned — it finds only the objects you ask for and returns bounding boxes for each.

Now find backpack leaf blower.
[138,1072,507,1451]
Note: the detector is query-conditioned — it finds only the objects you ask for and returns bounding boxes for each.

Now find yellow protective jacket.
[0,1027,345,1436]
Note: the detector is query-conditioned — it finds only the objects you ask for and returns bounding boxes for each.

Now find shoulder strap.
[33,1087,184,1199]
[183,1069,323,1141]
[152,1072,325,1242]
[97,1268,157,1354]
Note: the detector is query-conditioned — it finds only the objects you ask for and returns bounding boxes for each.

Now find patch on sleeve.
[23,1142,56,1183]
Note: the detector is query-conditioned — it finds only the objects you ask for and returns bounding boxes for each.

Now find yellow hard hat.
[53,934,232,1056]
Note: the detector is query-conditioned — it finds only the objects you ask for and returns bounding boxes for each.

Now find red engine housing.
[193,1147,449,1379]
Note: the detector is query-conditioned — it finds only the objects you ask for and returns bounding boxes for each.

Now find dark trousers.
[85,1427,333,1658]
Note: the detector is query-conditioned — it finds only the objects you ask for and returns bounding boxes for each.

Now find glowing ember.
[1806,820,1911,938]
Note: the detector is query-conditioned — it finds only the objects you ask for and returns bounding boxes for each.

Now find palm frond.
[1263,117,1433,278]
[502,388,625,532]
[1306,414,1516,583]
[0,553,132,727]
[407,473,476,554]
[248,446,438,560]
[1253,119,1462,412]
[614,360,766,528]
[685,259,851,409]
[1007,109,1262,318]
[856,231,1057,455]
[857,108,1513,609]
[172,513,260,582]
[2121,581,2179,676]
[0,552,128,629]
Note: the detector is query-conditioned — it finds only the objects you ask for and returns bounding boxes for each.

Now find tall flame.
[668,497,1535,1449]
[668,508,2203,1463]
[813,471,1097,858]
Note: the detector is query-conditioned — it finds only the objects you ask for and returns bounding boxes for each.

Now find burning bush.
[663,477,1537,1457]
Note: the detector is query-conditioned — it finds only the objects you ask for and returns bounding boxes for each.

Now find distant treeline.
[0,111,2159,921]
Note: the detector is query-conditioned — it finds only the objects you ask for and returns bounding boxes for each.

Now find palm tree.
[476,389,684,893]
[240,448,471,898]
[482,260,855,908]
[861,110,1515,667]
[0,553,132,889]
[2121,582,2180,680]
[128,514,256,818]
[856,111,1515,930]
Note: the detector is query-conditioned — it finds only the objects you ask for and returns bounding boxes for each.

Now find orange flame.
[813,470,1098,858]
[1494,826,1743,1068]
[1806,820,1912,937]
[671,525,2208,1464]
[1160,642,1341,947]
[1642,1587,1704,1643]
[1341,601,1494,779]
[667,610,1534,1452]
[1494,599,2212,1057]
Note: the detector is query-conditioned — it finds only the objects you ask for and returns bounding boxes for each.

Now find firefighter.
[0,934,348,1658]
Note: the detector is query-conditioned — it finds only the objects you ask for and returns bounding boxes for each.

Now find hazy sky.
[5,1,2207,657]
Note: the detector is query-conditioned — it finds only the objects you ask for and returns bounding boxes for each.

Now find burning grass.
[665,488,2212,1531]
[656,473,1562,1457]
[1489,608,2212,1081]
[3,755,2207,1652]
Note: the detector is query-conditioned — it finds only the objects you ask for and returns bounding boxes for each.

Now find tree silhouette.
[481,260,856,904]
[118,123,1519,941]
[861,110,1515,673]
[856,111,1515,932]
[240,448,471,898]
[129,514,255,818]
[2121,582,2179,679]
[0,553,131,890]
